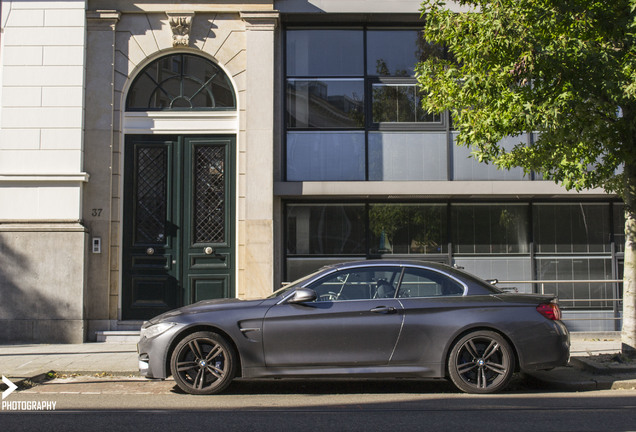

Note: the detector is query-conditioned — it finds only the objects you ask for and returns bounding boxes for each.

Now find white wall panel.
[43,46,85,66]
[2,65,84,87]
[42,87,84,107]
[0,184,82,220]
[2,107,84,128]
[2,27,85,46]
[0,129,40,150]
[1,87,42,106]
[0,149,82,173]
[1,46,43,65]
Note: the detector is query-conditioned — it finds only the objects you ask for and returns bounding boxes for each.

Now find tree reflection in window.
[372,83,440,123]
[126,54,235,111]
[369,204,447,254]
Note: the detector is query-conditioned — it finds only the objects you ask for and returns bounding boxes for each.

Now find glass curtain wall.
[285,28,448,181]
[285,27,537,182]
[533,203,615,309]
[285,202,624,310]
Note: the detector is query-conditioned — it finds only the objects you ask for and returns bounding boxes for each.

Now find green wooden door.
[122,135,235,320]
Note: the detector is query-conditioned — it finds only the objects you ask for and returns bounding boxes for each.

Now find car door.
[389,266,469,364]
[262,267,404,367]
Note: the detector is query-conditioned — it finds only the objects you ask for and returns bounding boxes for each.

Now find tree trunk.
[622,161,636,355]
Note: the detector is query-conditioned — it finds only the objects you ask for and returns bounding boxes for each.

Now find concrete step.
[96,331,141,343]
[112,321,144,331]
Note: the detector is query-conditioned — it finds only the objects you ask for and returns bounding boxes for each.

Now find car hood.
[146,298,267,325]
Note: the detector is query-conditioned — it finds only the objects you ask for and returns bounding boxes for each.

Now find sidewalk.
[1,333,635,392]
[0,342,138,382]
[527,332,636,391]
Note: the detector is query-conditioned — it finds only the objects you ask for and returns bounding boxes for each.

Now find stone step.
[95,331,141,343]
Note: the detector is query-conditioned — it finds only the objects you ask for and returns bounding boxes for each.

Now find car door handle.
[370,306,397,314]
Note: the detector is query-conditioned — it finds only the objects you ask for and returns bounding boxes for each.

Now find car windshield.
[267,268,328,299]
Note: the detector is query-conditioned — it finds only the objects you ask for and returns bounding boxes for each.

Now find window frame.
[126,53,236,112]
[397,266,467,298]
[367,77,446,131]
[283,26,449,182]
[308,266,403,302]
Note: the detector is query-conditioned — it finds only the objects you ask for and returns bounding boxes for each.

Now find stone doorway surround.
[84,4,279,338]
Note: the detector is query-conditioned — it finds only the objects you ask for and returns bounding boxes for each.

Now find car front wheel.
[170,331,236,395]
[448,330,515,394]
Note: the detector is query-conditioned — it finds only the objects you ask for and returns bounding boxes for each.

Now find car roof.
[325,259,453,272]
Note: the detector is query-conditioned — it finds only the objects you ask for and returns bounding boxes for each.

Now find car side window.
[397,268,464,298]
[310,267,401,301]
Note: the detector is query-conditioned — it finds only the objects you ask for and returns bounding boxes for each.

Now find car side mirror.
[288,288,317,304]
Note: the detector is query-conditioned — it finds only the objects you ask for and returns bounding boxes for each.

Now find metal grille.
[135,146,168,244]
[194,145,225,243]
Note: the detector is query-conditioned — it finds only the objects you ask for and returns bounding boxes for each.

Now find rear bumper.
[520,320,570,371]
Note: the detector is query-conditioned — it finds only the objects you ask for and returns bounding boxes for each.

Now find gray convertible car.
[137,260,569,394]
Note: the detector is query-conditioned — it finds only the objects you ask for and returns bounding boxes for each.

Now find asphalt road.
[2,376,635,432]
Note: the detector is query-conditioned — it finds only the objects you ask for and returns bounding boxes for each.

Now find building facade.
[0,0,623,343]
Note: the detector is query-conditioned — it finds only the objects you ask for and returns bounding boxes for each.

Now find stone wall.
[0,1,88,343]
[0,226,87,343]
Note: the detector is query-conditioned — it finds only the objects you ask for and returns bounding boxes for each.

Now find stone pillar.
[84,10,120,338]
[240,11,279,298]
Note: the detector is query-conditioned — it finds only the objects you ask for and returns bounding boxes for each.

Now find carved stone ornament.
[166,12,195,47]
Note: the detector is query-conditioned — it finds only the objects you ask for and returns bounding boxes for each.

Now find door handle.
[370,306,397,314]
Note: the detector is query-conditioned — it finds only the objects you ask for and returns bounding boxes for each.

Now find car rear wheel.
[170,331,236,395]
[448,330,515,394]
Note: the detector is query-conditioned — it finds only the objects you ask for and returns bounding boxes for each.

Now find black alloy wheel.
[170,331,236,395]
[448,330,515,394]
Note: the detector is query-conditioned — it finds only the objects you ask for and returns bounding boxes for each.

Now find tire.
[447,330,515,394]
[170,331,237,395]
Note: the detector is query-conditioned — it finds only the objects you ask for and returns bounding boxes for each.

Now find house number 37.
[91,208,103,217]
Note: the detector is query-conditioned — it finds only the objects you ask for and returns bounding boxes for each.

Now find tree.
[416,0,636,354]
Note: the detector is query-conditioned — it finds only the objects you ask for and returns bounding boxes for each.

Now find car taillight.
[536,303,562,321]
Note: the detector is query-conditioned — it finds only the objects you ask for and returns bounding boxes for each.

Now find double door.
[122,135,235,320]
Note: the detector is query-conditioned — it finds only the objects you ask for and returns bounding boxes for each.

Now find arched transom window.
[126,54,236,111]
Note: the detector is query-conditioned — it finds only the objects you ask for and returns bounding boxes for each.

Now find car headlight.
[140,322,177,340]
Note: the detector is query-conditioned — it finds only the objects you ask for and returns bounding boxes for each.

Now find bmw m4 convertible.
[137,260,569,394]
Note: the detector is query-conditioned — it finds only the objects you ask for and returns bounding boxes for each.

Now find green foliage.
[416,0,636,195]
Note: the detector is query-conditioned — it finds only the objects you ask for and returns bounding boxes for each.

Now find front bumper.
[137,323,186,379]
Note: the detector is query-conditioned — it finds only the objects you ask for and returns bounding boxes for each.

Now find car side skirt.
[241,364,444,379]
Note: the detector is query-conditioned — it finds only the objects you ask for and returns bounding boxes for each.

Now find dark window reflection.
[286,204,366,255]
[126,54,235,111]
[287,80,365,128]
[452,205,529,254]
[533,204,610,253]
[613,203,625,253]
[367,30,443,77]
[286,30,364,77]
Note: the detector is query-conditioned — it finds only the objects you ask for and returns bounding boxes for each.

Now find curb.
[522,369,604,392]
[2,370,140,392]
[570,356,636,374]
[53,370,140,377]
[524,358,636,392]
[1,371,56,391]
